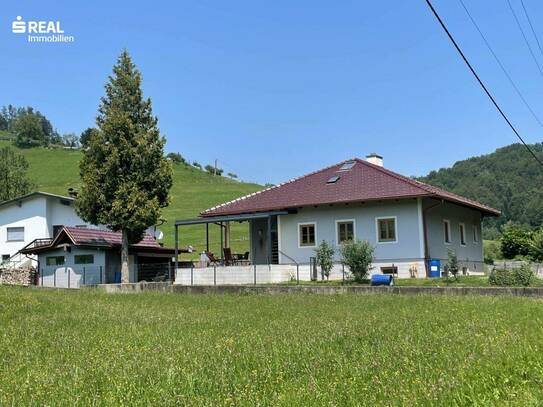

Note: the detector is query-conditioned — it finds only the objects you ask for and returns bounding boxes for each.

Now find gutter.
[422,199,444,277]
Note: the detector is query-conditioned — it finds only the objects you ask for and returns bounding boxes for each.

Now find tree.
[315,240,334,280]
[76,50,173,283]
[166,152,185,164]
[12,112,47,148]
[227,172,238,179]
[0,147,34,201]
[192,161,202,169]
[80,127,99,148]
[444,249,459,280]
[205,164,223,176]
[61,133,79,148]
[340,239,374,283]
[500,223,532,259]
[529,229,543,262]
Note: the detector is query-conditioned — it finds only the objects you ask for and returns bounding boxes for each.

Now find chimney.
[366,153,383,167]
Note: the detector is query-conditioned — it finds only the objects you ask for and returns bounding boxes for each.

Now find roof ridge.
[201,158,356,216]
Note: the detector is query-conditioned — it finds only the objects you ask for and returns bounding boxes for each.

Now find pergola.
[174,211,289,271]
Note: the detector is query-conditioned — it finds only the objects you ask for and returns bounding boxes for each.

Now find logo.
[11,16,75,43]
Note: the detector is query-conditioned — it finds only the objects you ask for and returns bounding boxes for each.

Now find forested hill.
[418,143,543,236]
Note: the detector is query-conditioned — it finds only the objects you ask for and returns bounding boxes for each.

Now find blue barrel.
[371,274,394,286]
[114,271,122,284]
[428,259,441,278]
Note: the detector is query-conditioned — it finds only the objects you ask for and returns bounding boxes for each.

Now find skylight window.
[338,161,355,171]
[327,176,340,184]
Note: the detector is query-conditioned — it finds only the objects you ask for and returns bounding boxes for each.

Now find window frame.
[335,219,356,245]
[473,223,479,244]
[375,216,397,244]
[459,222,466,246]
[74,254,94,265]
[46,256,65,266]
[443,219,451,244]
[6,226,25,242]
[298,222,317,248]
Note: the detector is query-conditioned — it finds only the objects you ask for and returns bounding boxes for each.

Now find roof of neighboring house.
[0,191,74,209]
[21,226,182,255]
[201,158,500,217]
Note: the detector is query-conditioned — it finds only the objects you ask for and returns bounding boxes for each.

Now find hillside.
[419,143,543,237]
[0,141,262,254]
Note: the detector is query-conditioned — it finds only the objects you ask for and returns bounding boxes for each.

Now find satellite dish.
[154,229,164,240]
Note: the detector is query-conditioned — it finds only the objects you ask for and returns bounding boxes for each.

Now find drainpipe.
[422,199,444,277]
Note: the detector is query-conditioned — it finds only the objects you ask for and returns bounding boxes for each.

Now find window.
[459,223,466,246]
[381,266,398,276]
[338,161,355,171]
[1,254,10,263]
[299,223,316,247]
[336,220,355,244]
[46,256,65,266]
[327,176,340,184]
[443,220,451,244]
[74,254,94,264]
[377,217,396,242]
[6,227,24,242]
[473,224,479,243]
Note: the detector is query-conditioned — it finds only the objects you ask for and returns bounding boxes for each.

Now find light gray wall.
[250,218,270,264]
[277,200,424,264]
[424,199,483,264]
[38,247,106,286]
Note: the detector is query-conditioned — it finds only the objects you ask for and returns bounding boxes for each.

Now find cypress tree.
[76,50,173,283]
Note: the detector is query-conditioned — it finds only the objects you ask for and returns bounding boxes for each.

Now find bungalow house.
[175,154,499,278]
[0,192,92,267]
[21,226,179,288]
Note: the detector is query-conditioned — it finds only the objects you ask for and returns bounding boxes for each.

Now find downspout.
[422,199,444,277]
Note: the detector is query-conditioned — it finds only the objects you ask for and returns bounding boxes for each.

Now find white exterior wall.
[0,195,90,260]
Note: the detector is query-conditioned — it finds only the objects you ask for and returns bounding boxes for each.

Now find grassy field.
[2,287,543,405]
[0,141,262,255]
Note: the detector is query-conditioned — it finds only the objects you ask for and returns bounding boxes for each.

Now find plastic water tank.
[428,259,441,278]
[371,274,394,286]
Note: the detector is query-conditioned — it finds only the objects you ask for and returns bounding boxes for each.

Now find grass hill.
[0,141,262,255]
[418,143,543,238]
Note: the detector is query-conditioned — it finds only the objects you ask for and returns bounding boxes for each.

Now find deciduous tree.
[0,147,34,202]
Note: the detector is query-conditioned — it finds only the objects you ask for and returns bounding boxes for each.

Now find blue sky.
[3,1,543,184]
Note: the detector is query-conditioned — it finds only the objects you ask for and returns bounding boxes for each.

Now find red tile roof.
[201,158,500,217]
[62,227,162,248]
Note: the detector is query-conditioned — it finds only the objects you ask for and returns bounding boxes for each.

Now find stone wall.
[0,266,35,286]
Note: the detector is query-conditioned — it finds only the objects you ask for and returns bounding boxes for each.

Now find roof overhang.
[176,210,291,226]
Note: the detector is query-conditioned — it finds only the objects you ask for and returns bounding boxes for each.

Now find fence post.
[342,263,345,285]
[54,268,56,287]
[191,265,194,286]
[296,264,299,285]
[67,267,70,289]
[41,269,44,287]
[254,264,257,285]
[100,266,103,284]
[214,265,216,286]
[83,267,86,286]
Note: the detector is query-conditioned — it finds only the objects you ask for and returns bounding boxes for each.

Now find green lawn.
[0,141,263,256]
[2,287,543,405]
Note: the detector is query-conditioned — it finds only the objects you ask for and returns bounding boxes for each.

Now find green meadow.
[1,286,543,405]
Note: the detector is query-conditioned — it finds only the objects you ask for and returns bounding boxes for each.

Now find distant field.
[0,141,262,256]
[2,286,543,405]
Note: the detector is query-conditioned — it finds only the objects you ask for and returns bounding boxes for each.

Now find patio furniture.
[205,251,220,266]
[223,247,236,266]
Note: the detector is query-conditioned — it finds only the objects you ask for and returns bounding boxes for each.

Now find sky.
[2,0,543,184]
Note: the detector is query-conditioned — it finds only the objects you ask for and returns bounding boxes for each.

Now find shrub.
[489,265,534,287]
[315,241,334,280]
[340,239,374,283]
[500,224,532,259]
[444,249,459,280]
[529,229,543,262]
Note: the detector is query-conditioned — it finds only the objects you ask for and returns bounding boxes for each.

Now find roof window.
[338,161,356,171]
[327,176,340,184]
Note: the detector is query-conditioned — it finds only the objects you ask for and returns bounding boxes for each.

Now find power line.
[424,0,543,168]
[505,0,543,79]
[520,0,543,59]
[458,0,543,129]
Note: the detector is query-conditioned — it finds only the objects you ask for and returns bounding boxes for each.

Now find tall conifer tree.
[76,50,172,282]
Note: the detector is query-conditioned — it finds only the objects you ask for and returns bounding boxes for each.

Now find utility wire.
[506,0,543,79]
[519,0,543,60]
[424,0,543,168]
[458,0,543,129]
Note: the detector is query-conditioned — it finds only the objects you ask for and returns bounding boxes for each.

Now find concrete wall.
[277,200,424,265]
[424,198,484,270]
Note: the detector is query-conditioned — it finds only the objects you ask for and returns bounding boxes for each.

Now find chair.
[205,251,220,266]
[223,247,236,266]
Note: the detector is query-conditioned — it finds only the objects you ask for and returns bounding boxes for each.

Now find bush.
[489,265,534,287]
[444,249,459,279]
[500,224,532,259]
[340,239,374,283]
[315,241,334,280]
